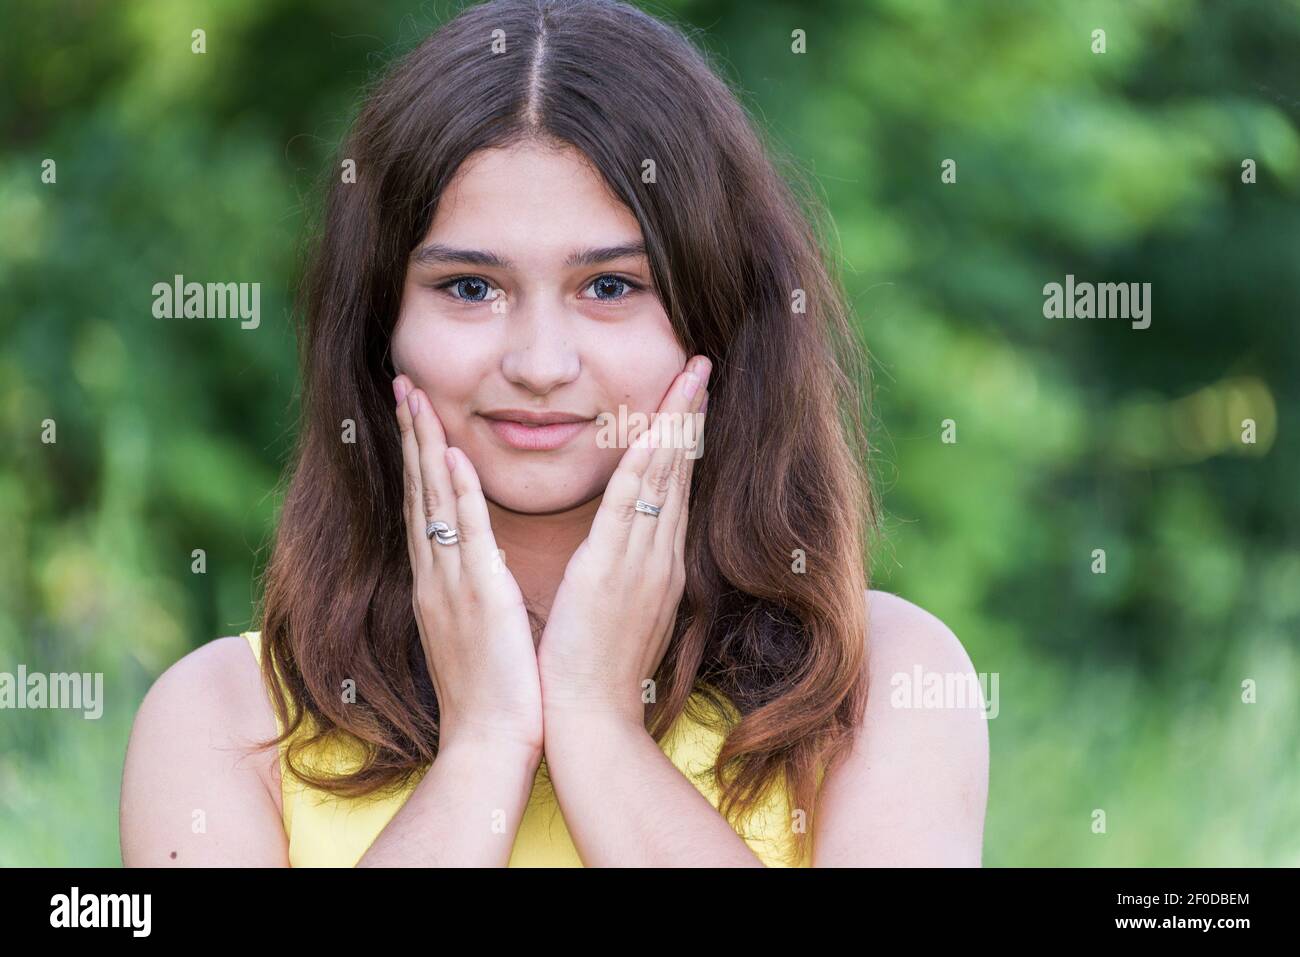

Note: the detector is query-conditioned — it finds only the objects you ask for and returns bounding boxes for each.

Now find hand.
[394,375,544,759]
[537,356,712,729]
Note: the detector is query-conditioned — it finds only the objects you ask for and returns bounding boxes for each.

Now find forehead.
[425,143,643,256]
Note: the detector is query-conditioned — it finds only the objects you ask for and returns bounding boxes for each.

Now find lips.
[480,412,594,451]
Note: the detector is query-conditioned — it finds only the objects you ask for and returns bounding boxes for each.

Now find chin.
[478,457,608,515]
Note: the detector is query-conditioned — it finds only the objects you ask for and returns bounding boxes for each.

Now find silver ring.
[425,520,460,545]
[633,499,662,518]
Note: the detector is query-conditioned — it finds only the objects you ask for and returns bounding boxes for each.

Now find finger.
[395,377,433,580]
[408,387,462,583]
[628,407,683,557]
[672,390,708,567]
[657,379,708,552]
[585,448,647,556]
[632,357,711,557]
[444,446,506,583]
[673,395,706,563]
[587,357,705,557]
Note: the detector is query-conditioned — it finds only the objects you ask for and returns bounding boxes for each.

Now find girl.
[121,0,988,867]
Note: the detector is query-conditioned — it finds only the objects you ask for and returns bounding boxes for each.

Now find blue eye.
[585,274,642,301]
[438,276,496,302]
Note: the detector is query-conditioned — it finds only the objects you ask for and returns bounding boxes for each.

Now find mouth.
[479,411,595,452]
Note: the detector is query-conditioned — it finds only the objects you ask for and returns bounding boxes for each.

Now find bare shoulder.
[864,589,979,678]
[810,589,990,866]
[127,636,280,767]
[120,635,287,866]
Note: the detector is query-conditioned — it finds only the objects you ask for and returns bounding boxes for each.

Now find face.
[391,141,688,514]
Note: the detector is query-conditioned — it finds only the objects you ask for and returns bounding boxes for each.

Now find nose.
[499,299,581,395]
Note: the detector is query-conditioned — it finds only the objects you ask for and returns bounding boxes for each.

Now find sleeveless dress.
[241,631,814,866]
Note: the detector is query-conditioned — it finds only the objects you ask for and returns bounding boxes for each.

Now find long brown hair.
[255,0,875,865]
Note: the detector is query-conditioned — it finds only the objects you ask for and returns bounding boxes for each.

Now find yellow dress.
[241,631,812,866]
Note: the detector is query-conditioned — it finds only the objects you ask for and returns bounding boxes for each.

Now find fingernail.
[445,448,457,470]
[408,392,420,416]
[393,377,408,404]
[683,372,700,399]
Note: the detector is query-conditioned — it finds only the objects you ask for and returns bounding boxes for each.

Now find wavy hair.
[255,0,875,866]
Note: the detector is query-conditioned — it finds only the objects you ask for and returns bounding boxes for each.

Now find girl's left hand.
[537,355,712,729]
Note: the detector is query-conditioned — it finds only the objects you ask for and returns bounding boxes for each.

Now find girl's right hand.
[394,375,544,759]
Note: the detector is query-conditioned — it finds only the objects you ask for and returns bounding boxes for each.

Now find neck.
[484,493,603,624]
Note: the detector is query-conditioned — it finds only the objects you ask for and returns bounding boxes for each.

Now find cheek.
[628,360,688,420]
[391,313,491,426]
[593,317,688,413]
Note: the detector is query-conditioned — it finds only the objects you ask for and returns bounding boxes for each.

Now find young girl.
[120,0,988,867]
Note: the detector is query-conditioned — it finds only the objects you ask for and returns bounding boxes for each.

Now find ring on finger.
[425,520,460,545]
[633,498,662,518]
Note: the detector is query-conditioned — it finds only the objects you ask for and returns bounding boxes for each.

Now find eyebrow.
[409,241,647,270]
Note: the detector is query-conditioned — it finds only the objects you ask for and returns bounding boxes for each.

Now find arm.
[357,735,541,867]
[120,636,290,866]
[364,377,547,866]
[121,635,544,867]
[536,356,742,865]
[812,590,990,866]
[542,712,763,867]
[125,378,548,868]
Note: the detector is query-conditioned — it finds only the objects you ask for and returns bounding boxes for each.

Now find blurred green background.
[2,0,1297,866]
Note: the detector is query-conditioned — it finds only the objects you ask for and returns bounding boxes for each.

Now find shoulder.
[810,589,989,866]
[146,634,268,703]
[864,589,979,681]
[120,635,287,865]
[128,635,278,755]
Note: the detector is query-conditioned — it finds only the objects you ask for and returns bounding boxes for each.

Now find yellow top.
[242,631,813,866]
